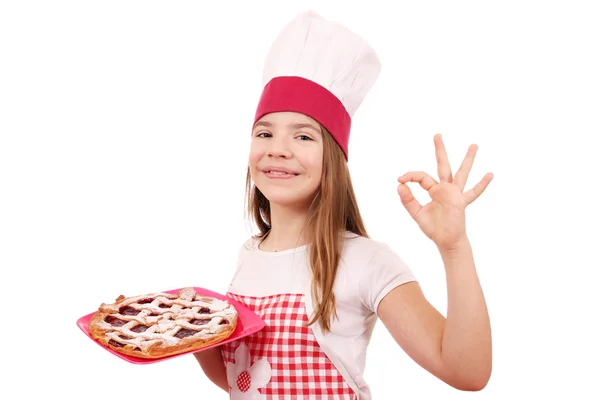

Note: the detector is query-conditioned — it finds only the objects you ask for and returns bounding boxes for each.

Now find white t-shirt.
[226,231,417,399]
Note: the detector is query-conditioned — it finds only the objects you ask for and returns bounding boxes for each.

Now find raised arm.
[378,239,491,391]
[380,133,493,390]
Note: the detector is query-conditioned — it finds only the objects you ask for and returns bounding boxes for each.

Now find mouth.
[262,168,300,178]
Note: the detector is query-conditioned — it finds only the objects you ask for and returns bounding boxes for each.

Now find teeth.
[269,171,289,175]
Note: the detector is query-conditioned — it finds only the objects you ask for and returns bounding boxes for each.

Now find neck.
[260,203,310,252]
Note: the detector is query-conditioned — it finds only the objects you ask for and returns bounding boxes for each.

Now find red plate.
[76,286,265,365]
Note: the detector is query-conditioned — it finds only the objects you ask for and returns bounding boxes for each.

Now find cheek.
[247,149,264,182]
[248,147,263,168]
[304,152,323,181]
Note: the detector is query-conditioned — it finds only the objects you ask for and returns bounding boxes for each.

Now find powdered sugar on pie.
[90,287,238,359]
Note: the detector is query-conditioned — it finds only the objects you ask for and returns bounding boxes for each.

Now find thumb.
[397,183,422,220]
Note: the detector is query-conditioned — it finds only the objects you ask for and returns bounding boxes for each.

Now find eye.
[297,135,312,141]
[256,131,271,138]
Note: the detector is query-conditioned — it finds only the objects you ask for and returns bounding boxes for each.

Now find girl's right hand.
[193,347,230,392]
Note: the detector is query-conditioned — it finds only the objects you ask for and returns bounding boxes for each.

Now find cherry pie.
[90,287,238,359]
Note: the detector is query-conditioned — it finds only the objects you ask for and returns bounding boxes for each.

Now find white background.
[1,1,599,399]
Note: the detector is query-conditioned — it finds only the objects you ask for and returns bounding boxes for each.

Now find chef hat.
[253,10,382,160]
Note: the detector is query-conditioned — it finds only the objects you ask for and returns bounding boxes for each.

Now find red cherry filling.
[108,339,141,352]
[190,319,209,325]
[175,329,197,339]
[119,306,140,316]
[138,298,153,304]
[108,339,124,348]
[105,316,126,327]
[131,325,149,333]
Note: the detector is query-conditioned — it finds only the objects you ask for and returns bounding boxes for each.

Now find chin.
[259,187,316,209]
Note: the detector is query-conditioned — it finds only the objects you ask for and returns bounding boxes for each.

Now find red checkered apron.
[221,292,357,399]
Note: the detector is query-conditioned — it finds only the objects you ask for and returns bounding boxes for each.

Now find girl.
[195,10,493,399]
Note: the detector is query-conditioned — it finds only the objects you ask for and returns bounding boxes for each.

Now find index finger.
[434,134,453,183]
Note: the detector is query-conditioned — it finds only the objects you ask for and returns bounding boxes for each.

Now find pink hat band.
[254,76,352,160]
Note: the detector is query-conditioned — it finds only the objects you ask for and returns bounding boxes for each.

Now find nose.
[267,136,292,158]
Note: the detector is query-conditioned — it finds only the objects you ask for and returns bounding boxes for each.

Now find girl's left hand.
[397,134,493,252]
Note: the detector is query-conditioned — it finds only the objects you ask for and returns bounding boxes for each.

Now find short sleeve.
[358,243,417,314]
[227,237,256,288]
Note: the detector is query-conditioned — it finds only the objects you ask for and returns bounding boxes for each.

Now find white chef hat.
[253,10,382,160]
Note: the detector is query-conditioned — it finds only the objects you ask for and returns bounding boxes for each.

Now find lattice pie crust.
[90,287,238,359]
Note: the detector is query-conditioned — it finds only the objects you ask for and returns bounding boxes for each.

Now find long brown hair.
[244,124,368,332]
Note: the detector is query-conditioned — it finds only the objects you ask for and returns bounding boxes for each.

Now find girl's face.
[249,111,324,210]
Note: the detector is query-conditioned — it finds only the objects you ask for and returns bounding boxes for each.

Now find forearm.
[193,347,230,393]
[438,238,492,390]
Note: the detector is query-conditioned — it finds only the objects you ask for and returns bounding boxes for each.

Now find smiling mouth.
[263,170,299,178]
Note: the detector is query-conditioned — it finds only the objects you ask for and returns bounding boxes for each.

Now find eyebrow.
[254,121,321,134]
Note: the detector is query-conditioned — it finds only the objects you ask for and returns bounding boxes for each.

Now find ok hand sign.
[397,134,493,251]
